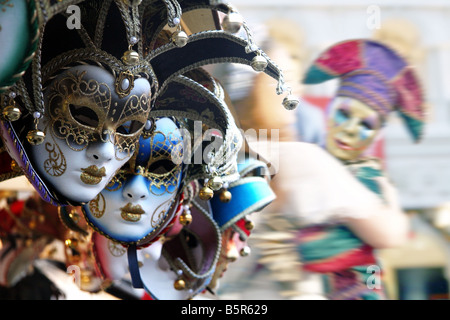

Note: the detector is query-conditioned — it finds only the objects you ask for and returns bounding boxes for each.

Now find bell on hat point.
[245,219,254,231]
[2,105,21,121]
[240,246,251,257]
[199,186,214,201]
[26,129,45,145]
[222,11,244,33]
[122,50,140,65]
[174,279,186,290]
[219,190,232,203]
[172,30,189,48]
[207,176,223,191]
[283,94,300,110]
[179,212,193,226]
[251,55,268,72]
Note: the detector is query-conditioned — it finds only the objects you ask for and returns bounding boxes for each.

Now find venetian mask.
[139,201,221,300]
[29,65,152,204]
[82,117,184,244]
[325,97,383,161]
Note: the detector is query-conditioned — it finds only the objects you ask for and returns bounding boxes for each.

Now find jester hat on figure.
[0,0,290,206]
[303,39,425,142]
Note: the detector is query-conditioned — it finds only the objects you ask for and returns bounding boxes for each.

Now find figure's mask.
[303,39,426,161]
[325,97,383,161]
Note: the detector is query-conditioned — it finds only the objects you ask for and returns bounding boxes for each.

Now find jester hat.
[303,39,425,142]
[0,0,288,206]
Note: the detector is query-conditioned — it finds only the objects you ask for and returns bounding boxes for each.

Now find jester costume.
[294,159,388,300]
[295,39,426,300]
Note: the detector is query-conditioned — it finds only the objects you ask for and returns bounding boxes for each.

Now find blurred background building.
[212,0,450,300]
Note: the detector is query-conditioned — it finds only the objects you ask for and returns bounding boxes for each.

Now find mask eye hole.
[116,120,144,135]
[361,120,374,131]
[148,158,177,175]
[335,108,350,124]
[69,104,99,128]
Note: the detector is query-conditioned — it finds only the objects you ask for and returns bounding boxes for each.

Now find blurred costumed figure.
[217,37,425,300]
[293,39,426,299]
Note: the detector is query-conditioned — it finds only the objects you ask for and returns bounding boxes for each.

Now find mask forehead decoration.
[303,39,426,143]
[0,0,295,206]
[45,65,151,157]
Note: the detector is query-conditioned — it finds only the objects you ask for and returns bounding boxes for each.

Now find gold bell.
[251,55,268,72]
[68,210,80,223]
[28,219,37,230]
[198,186,214,201]
[26,129,45,145]
[122,50,140,66]
[172,30,189,48]
[179,212,193,226]
[240,246,251,257]
[245,219,254,231]
[222,11,244,33]
[219,190,232,203]
[10,160,21,173]
[282,94,300,110]
[207,176,223,191]
[2,105,21,121]
[174,279,186,290]
[65,238,79,249]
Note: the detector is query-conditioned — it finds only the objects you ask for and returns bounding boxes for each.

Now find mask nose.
[86,140,115,162]
[122,175,149,201]
[342,118,360,136]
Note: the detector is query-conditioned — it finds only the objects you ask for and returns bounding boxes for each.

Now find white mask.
[29,65,152,204]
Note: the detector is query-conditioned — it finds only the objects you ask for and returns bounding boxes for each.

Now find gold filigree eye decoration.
[105,170,127,192]
[115,70,135,99]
